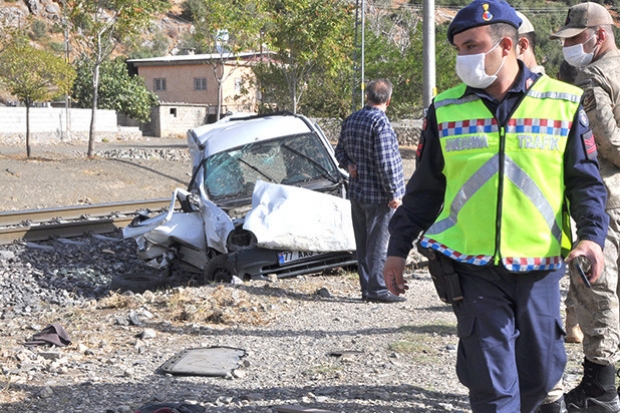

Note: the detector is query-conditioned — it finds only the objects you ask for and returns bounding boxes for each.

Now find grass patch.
[98,291,138,309]
[390,321,458,363]
[165,284,276,326]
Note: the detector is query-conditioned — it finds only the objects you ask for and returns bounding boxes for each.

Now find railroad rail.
[0,198,174,245]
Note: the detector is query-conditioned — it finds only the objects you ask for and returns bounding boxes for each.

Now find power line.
[366,2,596,15]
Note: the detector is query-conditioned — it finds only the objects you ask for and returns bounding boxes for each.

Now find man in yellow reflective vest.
[383,1,609,412]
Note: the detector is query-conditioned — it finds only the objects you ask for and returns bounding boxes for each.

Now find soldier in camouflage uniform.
[551,3,620,412]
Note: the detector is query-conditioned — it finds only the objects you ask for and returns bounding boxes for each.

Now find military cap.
[448,0,522,44]
[550,2,613,39]
[516,11,535,35]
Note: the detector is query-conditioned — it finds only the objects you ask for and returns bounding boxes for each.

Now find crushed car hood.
[124,181,354,254]
[244,180,355,251]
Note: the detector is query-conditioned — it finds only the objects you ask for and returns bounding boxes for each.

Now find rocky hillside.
[0,0,192,57]
[0,0,192,102]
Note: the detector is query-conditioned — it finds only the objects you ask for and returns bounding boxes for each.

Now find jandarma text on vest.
[445,136,489,152]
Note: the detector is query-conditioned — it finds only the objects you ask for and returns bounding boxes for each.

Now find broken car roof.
[188,113,314,158]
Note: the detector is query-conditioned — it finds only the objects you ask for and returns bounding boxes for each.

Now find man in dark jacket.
[383,1,609,411]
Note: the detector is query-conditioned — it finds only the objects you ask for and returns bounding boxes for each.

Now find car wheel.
[203,255,234,284]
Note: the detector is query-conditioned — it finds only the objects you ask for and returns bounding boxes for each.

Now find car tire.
[203,255,234,284]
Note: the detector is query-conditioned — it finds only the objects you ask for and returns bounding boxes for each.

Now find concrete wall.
[0,107,138,145]
[149,104,207,138]
[316,118,423,148]
[147,103,249,138]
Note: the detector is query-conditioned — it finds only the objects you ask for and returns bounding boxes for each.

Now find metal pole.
[352,0,358,112]
[423,0,436,108]
[65,23,70,141]
[63,1,71,141]
[361,0,365,108]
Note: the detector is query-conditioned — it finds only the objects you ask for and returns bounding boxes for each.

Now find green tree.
[72,58,158,123]
[352,1,577,119]
[360,5,458,119]
[315,77,356,122]
[252,60,288,112]
[0,40,76,158]
[262,0,354,113]
[189,0,265,120]
[64,0,169,157]
[180,0,206,21]
[298,68,353,119]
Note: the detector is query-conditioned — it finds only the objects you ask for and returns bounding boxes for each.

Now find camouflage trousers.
[569,207,620,365]
[541,209,620,404]
[543,209,620,404]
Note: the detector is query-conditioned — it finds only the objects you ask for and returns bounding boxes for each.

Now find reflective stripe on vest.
[421,77,582,272]
[425,153,563,241]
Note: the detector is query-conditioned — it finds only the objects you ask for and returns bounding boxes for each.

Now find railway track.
[0,198,175,245]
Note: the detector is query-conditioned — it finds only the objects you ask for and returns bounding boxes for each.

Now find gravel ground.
[0,138,584,413]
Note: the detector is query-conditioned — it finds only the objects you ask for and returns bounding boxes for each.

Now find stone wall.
[315,118,423,148]
[0,107,141,145]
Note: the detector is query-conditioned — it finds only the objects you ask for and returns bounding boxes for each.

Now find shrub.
[30,19,47,40]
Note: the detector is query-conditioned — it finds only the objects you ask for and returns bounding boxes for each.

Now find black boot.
[565,359,620,412]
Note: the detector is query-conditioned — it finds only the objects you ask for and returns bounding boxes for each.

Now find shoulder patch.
[416,135,425,160]
[579,108,589,128]
[581,130,598,161]
[525,78,533,90]
[582,89,596,113]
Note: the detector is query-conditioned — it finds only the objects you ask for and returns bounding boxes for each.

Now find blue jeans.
[453,262,566,413]
[350,199,393,298]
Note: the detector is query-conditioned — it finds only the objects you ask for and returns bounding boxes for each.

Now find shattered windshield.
[204,133,339,201]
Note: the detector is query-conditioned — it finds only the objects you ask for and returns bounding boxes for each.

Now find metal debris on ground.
[159,346,246,377]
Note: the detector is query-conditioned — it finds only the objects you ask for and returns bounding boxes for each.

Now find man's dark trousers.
[452,262,566,413]
[351,199,393,298]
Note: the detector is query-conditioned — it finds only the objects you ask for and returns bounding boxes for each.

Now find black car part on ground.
[203,248,357,283]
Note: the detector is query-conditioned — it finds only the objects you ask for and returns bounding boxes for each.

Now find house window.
[154,78,166,91]
[194,77,207,91]
[235,77,242,93]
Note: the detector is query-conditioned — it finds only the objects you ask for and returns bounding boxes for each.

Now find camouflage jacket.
[576,49,620,209]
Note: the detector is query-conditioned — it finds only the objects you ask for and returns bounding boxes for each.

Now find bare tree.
[65,0,167,157]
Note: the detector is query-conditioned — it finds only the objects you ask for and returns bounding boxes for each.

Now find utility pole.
[352,0,365,113]
[423,0,436,109]
[62,0,71,141]
[361,0,365,109]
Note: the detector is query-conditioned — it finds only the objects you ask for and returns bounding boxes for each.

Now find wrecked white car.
[123,112,357,283]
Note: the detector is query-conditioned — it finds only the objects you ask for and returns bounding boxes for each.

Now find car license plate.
[278,250,317,265]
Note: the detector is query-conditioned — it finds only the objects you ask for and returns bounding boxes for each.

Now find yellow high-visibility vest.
[420,76,583,271]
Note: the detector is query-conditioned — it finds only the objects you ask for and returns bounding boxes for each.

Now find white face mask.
[456,41,506,89]
[563,33,597,68]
